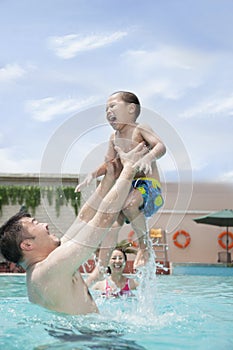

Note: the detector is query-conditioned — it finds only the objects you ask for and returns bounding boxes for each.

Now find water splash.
[135,234,158,317]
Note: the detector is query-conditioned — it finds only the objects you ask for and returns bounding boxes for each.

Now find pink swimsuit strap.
[120,278,130,292]
[105,278,131,295]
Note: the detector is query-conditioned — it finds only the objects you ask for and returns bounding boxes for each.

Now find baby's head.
[111,91,141,120]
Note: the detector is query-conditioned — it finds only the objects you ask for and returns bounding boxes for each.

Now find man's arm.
[85,222,120,287]
[62,152,121,244]
[48,143,147,276]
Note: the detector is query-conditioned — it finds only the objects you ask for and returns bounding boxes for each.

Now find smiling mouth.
[114,264,122,269]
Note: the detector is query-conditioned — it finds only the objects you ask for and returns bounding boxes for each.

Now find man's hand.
[115,142,148,168]
[105,158,123,180]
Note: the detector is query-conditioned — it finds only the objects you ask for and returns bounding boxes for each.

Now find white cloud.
[48,31,128,59]
[0,148,39,173]
[122,46,210,100]
[25,96,99,122]
[217,170,233,183]
[123,45,215,72]
[0,132,4,143]
[180,94,233,119]
[0,63,26,82]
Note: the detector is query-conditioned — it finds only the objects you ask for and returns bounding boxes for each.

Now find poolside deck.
[0,260,171,274]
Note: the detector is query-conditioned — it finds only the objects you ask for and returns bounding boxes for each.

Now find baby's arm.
[134,124,166,174]
[75,163,107,192]
[75,134,117,192]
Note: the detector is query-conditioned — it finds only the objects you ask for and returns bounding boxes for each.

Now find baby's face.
[106,93,134,130]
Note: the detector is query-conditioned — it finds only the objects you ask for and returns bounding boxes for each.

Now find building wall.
[0,174,232,264]
[113,182,233,264]
[0,174,78,263]
[153,182,233,263]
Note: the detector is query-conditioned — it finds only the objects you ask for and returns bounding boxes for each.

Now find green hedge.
[0,185,81,216]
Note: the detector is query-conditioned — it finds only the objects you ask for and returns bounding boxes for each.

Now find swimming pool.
[172,263,233,276]
[0,274,233,350]
[0,271,233,350]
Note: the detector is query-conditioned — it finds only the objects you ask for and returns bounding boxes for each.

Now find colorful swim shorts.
[132,177,164,218]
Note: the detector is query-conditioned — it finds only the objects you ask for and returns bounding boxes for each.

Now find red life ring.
[173,230,191,249]
[127,230,138,248]
[218,231,233,250]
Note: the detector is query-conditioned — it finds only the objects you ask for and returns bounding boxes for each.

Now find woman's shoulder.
[128,277,139,290]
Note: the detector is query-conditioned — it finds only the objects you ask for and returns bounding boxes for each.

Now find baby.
[76,91,166,268]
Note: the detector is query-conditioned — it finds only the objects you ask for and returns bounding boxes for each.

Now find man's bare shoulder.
[27,261,82,296]
[27,266,96,314]
[27,246,77,288]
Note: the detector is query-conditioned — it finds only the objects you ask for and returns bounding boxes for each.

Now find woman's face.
[109,249,126,272]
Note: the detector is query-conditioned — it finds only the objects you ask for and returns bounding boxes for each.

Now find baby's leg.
[122,189,150,268]
[97,213,125,267]
[85,214,124,287]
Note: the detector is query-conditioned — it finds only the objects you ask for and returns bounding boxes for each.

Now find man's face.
[20,217,60,254]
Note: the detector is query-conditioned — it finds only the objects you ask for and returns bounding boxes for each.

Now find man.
[0,143,147,315]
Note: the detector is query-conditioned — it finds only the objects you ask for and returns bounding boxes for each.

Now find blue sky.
[1,0,233,183]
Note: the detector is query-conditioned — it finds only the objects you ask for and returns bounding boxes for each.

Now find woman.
[92,248,139,297]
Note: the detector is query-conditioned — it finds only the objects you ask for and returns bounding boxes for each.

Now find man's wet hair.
[0,211,31,263]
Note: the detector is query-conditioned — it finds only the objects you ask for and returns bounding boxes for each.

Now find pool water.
[172,263,233,276]
[0,272,233,350]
